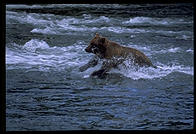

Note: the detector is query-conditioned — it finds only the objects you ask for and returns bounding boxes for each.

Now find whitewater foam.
[122,17,190,26]
[122,17,161,25]
[144,47,182,56]
[6,39,89,71]
[7,11,149,35]
[23,39,50,52]
[186,48,193,53]
[8,10,192,37]
[111,61,193,80]
[158,47,181,54]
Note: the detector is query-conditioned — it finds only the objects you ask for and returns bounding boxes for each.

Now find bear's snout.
[85,47,91,53]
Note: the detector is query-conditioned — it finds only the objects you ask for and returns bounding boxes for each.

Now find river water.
[6,4,194,130]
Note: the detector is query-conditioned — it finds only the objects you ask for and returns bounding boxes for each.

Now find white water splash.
[80,58,193,80]
[111,61,193,80]
[22,39,49,52]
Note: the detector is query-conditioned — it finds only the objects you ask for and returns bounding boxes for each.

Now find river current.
[6,4,194,130]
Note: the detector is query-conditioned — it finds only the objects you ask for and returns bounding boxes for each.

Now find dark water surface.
[6,4,194,130]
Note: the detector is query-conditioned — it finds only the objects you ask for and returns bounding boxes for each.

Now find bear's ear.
[99,37,106,44]
[95,33,99,37]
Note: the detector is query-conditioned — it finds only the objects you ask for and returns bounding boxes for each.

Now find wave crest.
[23,39,49,52]
[122,17,190,26]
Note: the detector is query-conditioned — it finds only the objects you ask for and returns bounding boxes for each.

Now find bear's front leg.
[91,60,114,78]
[79,56,98,72]
[91,69,107,78]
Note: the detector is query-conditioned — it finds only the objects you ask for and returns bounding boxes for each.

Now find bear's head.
[85,33,107,58]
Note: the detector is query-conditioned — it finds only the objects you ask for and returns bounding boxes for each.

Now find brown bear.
[79,33,156,78]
